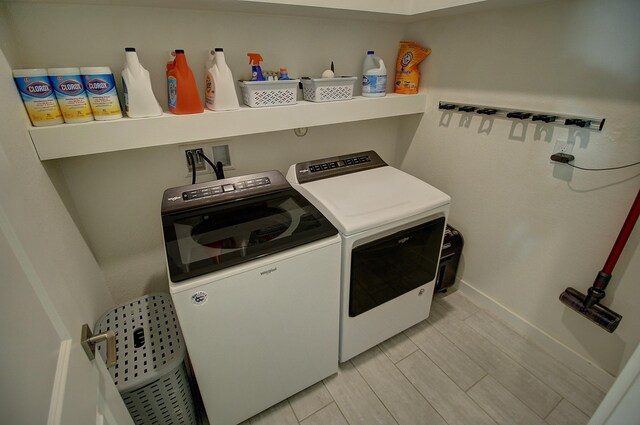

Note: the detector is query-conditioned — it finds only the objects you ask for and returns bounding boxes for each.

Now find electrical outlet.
[553,139,574,154]
[184,148,206,173]
[211,144,232,168]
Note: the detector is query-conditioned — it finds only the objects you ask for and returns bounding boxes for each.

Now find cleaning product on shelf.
[166,50,176,73]
[394,41,431,94]
[205,48,239,111]
[167,49,204,115]
[47,67,94,123]
[247,53,264,81]
[121,47,163,118]
[362,50,387,97]
[279,68,290,80]
[12,69,64,126]
[80,66,123,120]
[204,49,215,97]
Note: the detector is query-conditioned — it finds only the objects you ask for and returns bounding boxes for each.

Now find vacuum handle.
[602,188,640,275]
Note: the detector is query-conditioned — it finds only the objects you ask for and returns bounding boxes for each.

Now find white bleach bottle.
[362,50,387,97]
[122,47,163,118]
[205,48,239,111]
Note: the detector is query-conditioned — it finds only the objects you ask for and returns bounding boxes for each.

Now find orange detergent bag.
[394,41,431,94]
[167,49,204,114]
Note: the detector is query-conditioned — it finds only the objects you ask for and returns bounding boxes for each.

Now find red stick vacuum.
[559,188,640,333]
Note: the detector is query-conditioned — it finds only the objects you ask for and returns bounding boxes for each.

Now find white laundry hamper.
[94,293,197,425]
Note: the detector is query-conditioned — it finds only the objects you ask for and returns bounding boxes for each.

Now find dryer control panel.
[294,150,387,184]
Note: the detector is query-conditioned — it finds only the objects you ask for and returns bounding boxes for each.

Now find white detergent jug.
[362,50,387,97]
[206,48,239,111]
[122,47,163,118]
[205,49,215,102]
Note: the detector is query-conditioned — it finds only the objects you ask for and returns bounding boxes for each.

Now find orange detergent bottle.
[167,49,203,114]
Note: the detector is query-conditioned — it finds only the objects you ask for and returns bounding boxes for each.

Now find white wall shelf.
[29,93,426,160]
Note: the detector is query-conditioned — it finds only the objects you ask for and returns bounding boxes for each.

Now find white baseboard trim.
[457,279,615,392]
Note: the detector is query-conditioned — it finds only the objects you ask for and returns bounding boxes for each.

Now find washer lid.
[298,166,451,235]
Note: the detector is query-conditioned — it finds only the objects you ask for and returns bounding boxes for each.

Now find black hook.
[477,108,497,115]
[532,114,557,123]
[439,103,456,110]
[565,118,592,128]
[458,106,476,112]
[506,112,532,120]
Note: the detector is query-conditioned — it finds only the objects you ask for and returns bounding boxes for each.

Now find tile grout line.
[461,309,595,418]
[428,312,560,419]
[285,398,301,425]
[409,320,489,392]
[392,350,453,425]
[543,397,565,421]
[291,381,335,423]
[349,357,401,425]
[384,335,419,364]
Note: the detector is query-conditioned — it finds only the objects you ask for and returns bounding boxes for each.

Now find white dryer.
[287,151,450,362]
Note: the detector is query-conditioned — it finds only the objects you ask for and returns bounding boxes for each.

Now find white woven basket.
[94,293,197,425]
[239,79,300,107]
[301,77,357,102]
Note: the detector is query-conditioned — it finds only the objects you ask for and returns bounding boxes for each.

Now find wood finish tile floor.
[235,291,604,425]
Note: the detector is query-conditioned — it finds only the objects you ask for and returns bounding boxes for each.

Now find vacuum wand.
[560,188,640,333]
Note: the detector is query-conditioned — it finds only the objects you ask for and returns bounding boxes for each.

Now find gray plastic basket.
[94,293,197,425]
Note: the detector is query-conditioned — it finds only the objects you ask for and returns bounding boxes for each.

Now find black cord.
[197,151,224,180]
[216,161,225,179]
[186,151,196,184]
[567,161,640,171]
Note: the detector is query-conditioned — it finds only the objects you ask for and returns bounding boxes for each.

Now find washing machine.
[161,170,341,425]
[287,151,450,362]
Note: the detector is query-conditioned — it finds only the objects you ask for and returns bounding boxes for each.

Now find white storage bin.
[301,76,357,102]
[239,79,300,107]
[94,293,197,425]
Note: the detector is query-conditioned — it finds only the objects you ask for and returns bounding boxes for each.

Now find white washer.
[287,151,450,362]
[161,171,341,425]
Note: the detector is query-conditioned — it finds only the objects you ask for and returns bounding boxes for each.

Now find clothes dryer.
[287,152,450,362]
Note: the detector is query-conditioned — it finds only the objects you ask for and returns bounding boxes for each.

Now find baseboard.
[457,279,615,392]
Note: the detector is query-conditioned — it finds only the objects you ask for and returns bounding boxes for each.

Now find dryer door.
[349,216,446,317]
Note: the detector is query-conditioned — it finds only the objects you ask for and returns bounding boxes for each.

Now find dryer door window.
[349,217,446,317]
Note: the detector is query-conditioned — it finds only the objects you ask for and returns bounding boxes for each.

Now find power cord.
[550,153,640,171]
[566,161,640,171]
[197,151,225,180]
[186,150,197,184]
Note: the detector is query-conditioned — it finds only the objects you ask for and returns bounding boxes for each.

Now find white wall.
[2,2,406,303]
[0,14,115,350]
[402,0,640,377]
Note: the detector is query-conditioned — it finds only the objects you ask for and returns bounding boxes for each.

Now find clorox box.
[13,68,64,126]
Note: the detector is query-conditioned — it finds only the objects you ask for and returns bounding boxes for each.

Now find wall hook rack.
[438,101,605,131]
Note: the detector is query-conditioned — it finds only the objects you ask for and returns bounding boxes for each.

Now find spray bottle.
[247,53,264,81]
[122,48,163,118]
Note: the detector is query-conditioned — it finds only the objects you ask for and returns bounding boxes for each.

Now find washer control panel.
[294,150,387,184]
[162,171,289,214]
[182,177,271,200]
